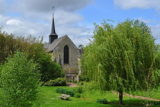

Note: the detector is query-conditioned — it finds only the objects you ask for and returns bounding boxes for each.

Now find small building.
[46,14,80,81]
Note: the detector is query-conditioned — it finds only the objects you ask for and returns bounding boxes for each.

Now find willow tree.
[81,20,160,104]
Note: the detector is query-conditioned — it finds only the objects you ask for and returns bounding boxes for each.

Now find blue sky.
[1,0,160,45]
[79,0,160,25]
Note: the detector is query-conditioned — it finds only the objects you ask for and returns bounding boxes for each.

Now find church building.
[46,14,80,81]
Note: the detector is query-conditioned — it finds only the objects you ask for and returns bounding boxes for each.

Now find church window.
[64,45,69,64]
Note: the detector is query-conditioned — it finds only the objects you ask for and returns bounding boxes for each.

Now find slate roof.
[46,35,78,53]
[47,35,67,52]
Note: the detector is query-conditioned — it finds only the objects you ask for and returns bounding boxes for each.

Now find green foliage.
[56,88,75,97]
[74,87,83,94]
[0,65,2,87]
[0,52,40,107]
[74,93,81,98]
[79,75,89,82]
[81,20,160,103]
[39,56,64,82]
[96,99,109,104]
[56,87,84,98]
[29,44,63,82]
[0,32,41,64]
[56,88,67,93]
[44,78,66,86]
[0,31,63,82]
[154,45,160,69]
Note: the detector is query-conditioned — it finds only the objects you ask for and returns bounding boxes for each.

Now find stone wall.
[52,36,79,81]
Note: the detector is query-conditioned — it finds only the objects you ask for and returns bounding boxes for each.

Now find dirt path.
[113,91,160,101]
[124,93,160,101]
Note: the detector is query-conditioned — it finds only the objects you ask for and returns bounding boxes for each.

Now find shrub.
[37,54,64,82]
[56,87,84,98]
[74,93,81,98]
[66,90,75,97]
[56,88,66,93]
[56,88,75,97]
[44,78,66,86]
[0,52,40,107]
[97,99,109,104]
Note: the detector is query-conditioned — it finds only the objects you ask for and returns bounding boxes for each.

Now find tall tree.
[81,20,160,104]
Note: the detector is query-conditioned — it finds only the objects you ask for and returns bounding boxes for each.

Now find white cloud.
[114,0,160,9]
[0,0,93,46]
[0,15,93,46]
[55,10,83,25]
[6,19,23,26]
[57,24,93,45]
[0,16,48,38]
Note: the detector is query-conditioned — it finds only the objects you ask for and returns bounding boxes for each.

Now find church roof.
[47,35,77,52]
[47,36,65,52]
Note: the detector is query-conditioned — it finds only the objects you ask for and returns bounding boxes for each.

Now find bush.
[37,54,64,82]
[97,99,109,104]
[56,87,84,98]
[56,88,75,97]
[56,88,66,93]
[66,90,75,97]
[74,93,81,98]
[56,86,84,98]
[44,78,66,86]
[0,52,40,107]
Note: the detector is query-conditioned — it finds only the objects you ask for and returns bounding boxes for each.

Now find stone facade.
[47,35,80,81]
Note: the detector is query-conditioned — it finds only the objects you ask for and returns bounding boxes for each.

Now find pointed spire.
[51,6,56,35]
[51,14,56,35]
[49,6,58,44]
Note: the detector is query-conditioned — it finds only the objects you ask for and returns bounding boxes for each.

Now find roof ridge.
[47,35,68,52]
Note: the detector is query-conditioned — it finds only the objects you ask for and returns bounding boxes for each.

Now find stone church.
[46,14,80,81]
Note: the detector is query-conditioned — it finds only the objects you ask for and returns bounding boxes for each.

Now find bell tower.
[49,7,58,44]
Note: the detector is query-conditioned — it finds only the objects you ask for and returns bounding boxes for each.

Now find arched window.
[64,45,69,64]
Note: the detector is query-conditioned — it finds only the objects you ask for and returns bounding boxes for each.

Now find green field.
[34,86,160,107]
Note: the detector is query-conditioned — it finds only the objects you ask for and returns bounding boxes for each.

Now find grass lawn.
[35,86,160,107]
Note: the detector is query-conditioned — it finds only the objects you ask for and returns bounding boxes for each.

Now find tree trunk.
[119,90,123,104]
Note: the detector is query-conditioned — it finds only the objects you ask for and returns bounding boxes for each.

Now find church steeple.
[49,7,58,44]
